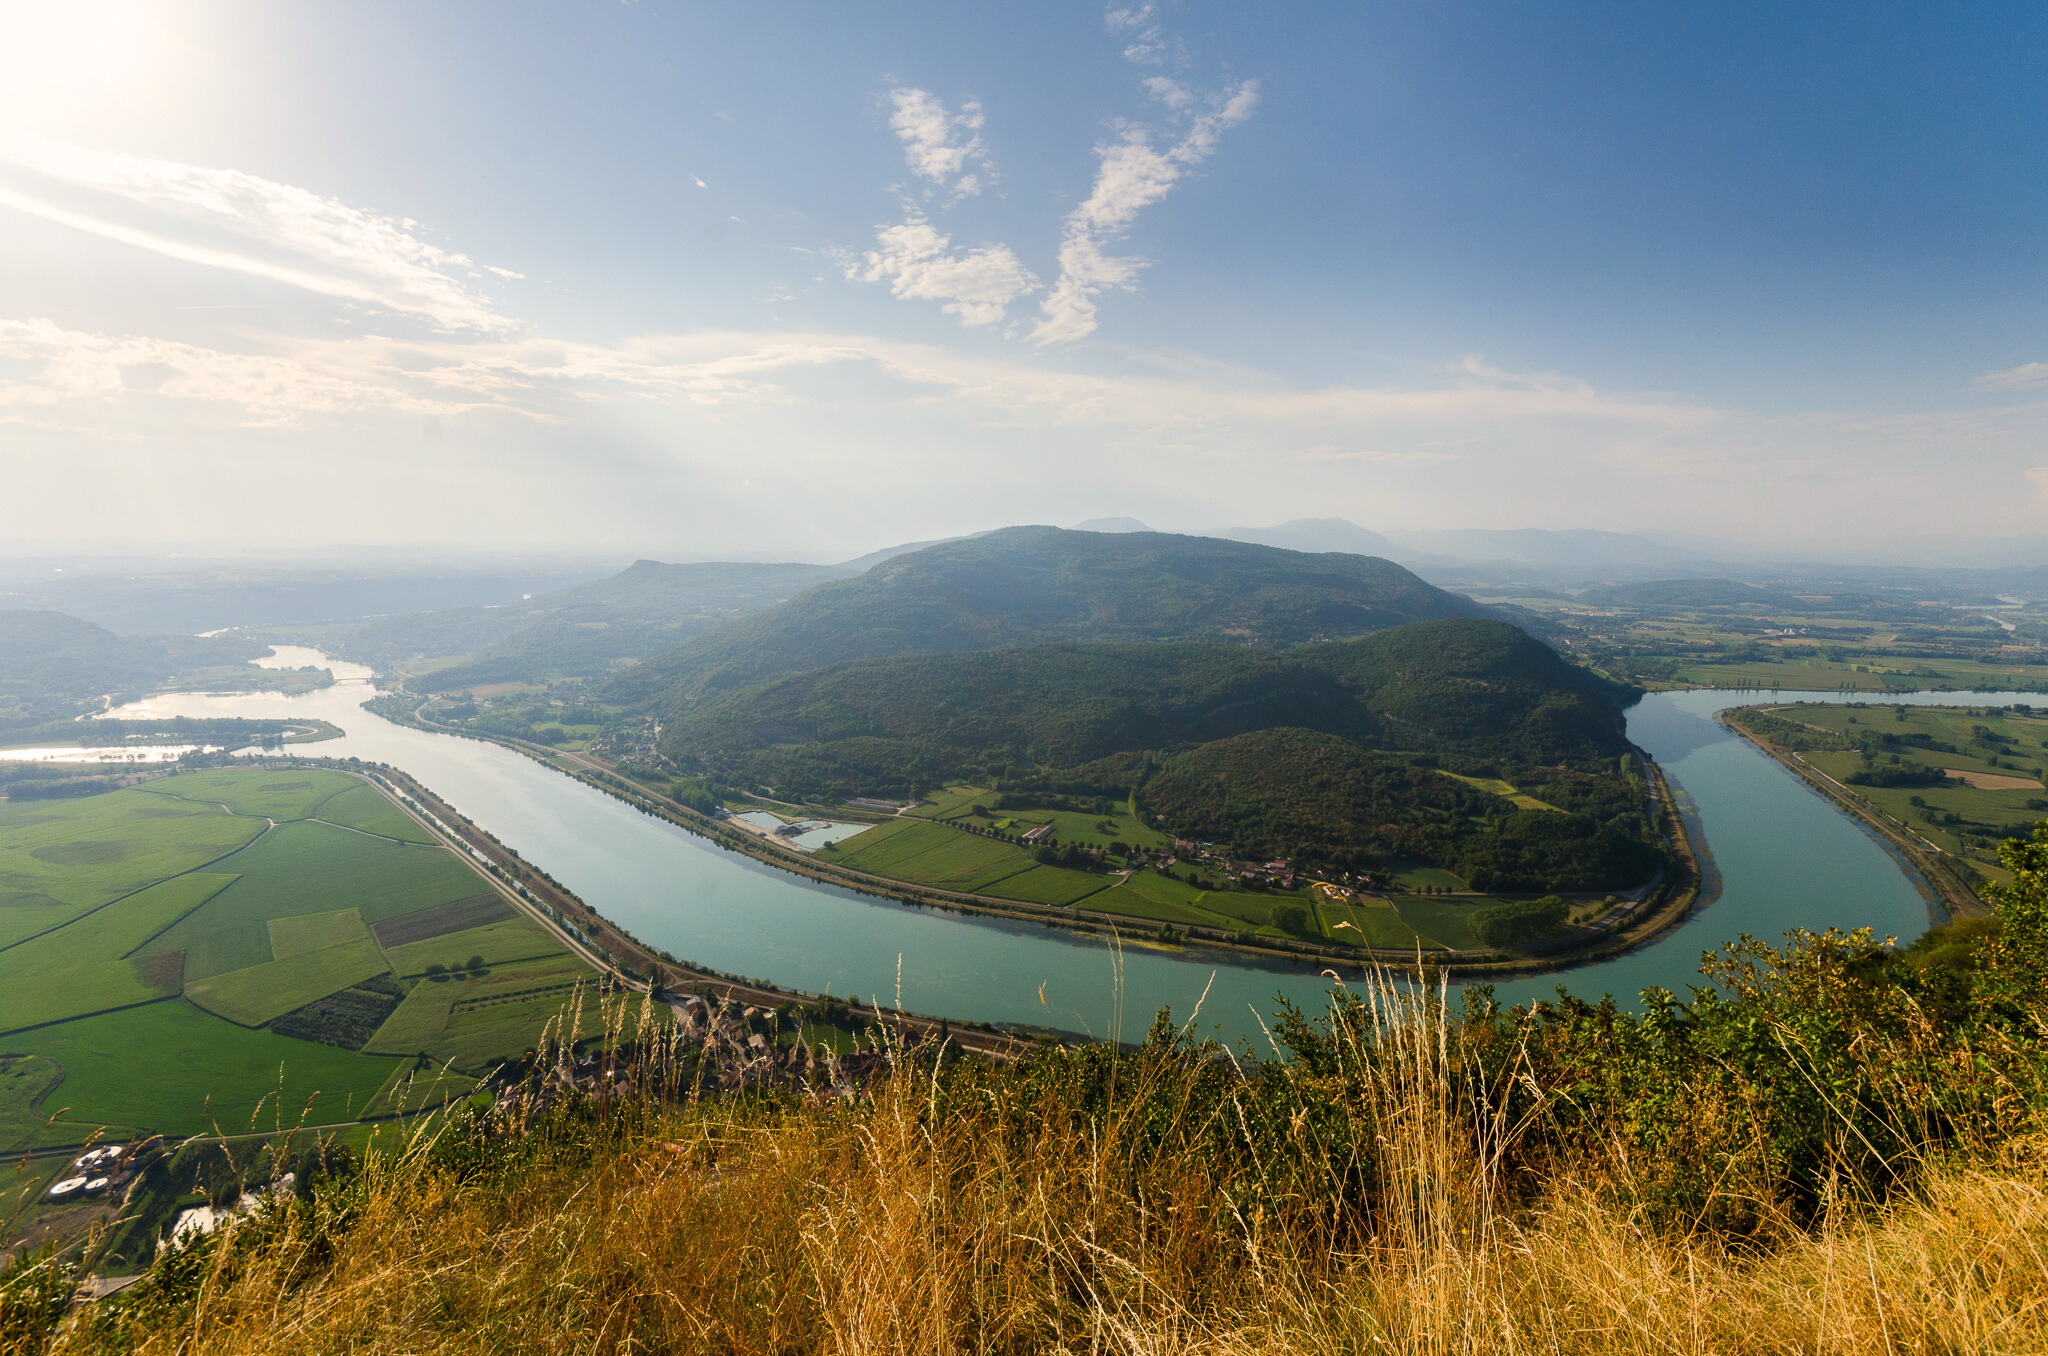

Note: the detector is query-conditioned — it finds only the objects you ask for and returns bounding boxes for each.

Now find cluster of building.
[1169,841,1298,889]
[45,1144,130,1202]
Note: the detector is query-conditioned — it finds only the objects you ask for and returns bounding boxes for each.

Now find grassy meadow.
[0,766,600,1157]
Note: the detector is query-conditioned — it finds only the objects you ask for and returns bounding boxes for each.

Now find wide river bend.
[106,654,2003,1048]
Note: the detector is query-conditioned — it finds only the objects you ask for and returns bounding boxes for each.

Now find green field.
[1736,702,2048,886]
[921,788,1173,854]
[1388,862,1469,891]
[1078,869,1339,941]
[1388,894,1524,949]
[363,955,600,1069]
[308,781,435,842]
[979,865,1113,907]
[0,791,263,947]
[825,819,1040,893]
[382,918,570,978]
[1317,894,1431,948]
[147,766,353,821]
[269,907,369,958]
[1661,653,2048,695]
[0,767,598,1151]
[0,872,230,1032]
[2,1002,401,1139]
[185,936,391,1026]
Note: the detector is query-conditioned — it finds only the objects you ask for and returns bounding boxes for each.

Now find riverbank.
[1717,709,1988,920]
[379,699,1705,981]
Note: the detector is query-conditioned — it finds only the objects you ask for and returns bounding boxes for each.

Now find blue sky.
[2,0,2045,556]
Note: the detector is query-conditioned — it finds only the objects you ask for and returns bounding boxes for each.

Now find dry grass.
[42,980,2048,1356]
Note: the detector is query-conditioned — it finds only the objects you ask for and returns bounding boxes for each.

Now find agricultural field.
[1315,893,1431,949]
[1506,588,2048,694]
[978,865,1111,908]
[822,819,1038,893]
[1389,894,1521,950]
[0,790,265,947]
[1732,701,2048,886]
[1388,862,1469,891]
[921,788,1173,854]
[820,793,1568,948]
[0,766,599,1153]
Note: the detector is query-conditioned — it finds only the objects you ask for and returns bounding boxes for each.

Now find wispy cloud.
[1105,3,1178,66]
[852,88,1032,325]
[1973,360,2048,392]
[888,87,991,199]
[846,219,1037,326]
[0,317,482,429]
[0,133,517,333]
[1032,79,1258,344]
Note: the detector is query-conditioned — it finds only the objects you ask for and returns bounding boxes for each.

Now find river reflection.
[108,658,1992,1046]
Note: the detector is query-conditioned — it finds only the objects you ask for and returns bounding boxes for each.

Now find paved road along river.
[109,655,2004,1048]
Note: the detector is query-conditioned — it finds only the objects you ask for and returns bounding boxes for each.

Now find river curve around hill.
[102,653,1993,1047]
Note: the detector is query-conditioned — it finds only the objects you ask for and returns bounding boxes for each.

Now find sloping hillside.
[320,560,853,687]
[659,617,1650,885]
[613,526,1490,713]
[0,610,266,716]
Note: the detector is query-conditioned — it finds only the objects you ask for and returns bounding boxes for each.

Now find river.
[103,657,2006,1048]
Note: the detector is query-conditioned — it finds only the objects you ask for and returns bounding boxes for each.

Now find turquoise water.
[111,660,2003,1047]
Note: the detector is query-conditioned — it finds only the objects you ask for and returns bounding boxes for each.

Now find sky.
[3,0,2047,559]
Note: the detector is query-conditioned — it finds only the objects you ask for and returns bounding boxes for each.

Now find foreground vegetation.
[11,829,2048,1353]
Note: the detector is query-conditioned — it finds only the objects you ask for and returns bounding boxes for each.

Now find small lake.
[106,658,2010,1047]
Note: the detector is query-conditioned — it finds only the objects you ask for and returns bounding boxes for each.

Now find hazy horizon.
[4,2,2045,557]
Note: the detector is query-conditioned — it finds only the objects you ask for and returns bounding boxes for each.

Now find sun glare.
[0,0,164,125]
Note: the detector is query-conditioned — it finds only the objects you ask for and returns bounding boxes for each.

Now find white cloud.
[1032,80,1259,344]
[0,317,482,428]
[887,87,988,198]
[847,219,1037,326]
[20,314,2048,539]
[1105,3,1176,65]
[0,133,517,333]
[1974,361,2048,391]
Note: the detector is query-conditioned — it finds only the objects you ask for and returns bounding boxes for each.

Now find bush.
[1846,762,1950,788]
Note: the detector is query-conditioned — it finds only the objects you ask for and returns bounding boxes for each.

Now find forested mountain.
[0,610,267,724]
[0,610,265,701]
[611,526,1491,713]
[660,617,1651,888]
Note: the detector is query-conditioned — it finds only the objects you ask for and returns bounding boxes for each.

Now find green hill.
[0,610,267,724]
[353,561,852,688]
[661,617,1651,887]
[610,526,1491,714]
[1143,727,1656,890]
